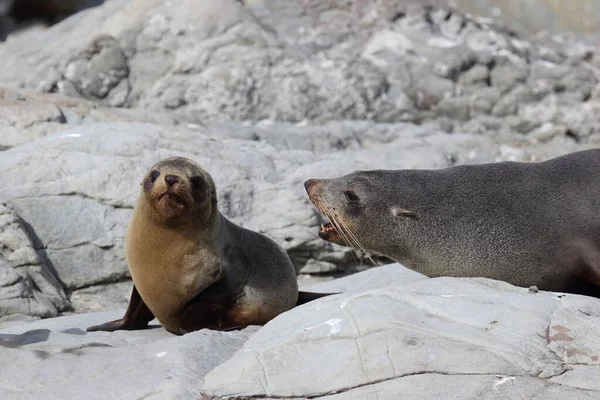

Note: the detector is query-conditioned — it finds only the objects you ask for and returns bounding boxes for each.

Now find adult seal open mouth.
[304,149,600,297]
[88,157,331,334]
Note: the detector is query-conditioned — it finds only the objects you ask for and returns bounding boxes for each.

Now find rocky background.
[0,0,599,326]
[1,1,600,399]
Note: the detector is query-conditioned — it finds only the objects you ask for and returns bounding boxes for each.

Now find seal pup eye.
[190,176,204,190]
[344,191,359,202]
[150,170,160,182]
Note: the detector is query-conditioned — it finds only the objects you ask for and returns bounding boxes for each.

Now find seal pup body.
[88,157,329,334]
[305,149,600,296]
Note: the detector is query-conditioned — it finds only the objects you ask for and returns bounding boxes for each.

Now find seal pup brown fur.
[88,157,330,334]
[304,149,600,297]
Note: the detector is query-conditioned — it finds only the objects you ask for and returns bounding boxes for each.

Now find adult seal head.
[88,157,330,334]
[304,149,600,297]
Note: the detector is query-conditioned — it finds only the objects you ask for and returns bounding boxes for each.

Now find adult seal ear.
[304,149,600,298]
[88,157,331,334]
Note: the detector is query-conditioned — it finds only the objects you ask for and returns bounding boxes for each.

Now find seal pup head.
[139,157,217,223]
[304,171,418,260]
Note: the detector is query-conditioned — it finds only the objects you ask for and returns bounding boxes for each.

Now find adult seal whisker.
[305,149,600,298]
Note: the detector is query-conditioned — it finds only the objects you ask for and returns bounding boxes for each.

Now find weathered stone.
[492,85,534,117]
[0,200,69,325]
[0,310,257,398]
[458,64,489,87]
[558,101,600,139]
[434,96,470,121]
[490,61,529,93]
[558,66,597,99]
[201,271,600,398]
[529,123,568,142]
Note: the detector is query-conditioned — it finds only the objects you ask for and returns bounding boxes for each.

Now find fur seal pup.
[88,157,330,334]
[304,149,600,297]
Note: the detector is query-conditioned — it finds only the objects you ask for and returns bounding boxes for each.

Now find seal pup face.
[140,157,217,222]
[304,171,418,261]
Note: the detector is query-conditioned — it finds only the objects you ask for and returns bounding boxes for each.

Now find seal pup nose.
[165,174,179,187]
[304,179,320,194]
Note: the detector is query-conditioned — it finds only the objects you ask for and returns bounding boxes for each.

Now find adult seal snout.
[88,157,330,334]
[305,149,600,297]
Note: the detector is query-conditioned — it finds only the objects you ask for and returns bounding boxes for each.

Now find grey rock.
[3,265,599,399]
[424,116,455,133]
[558,66,597,99]
[201,273,600,398]
[322,374,600,400]
[463,87,502,115]
[529,123,568,142]
[0,310,256,399]
[69,281,132,314]
[492,85,534,117]
[0,119,598,320]
[434,96,471,121]
[0,200,69,326]
[408,75,455,110]
[518,94,560,125]
[301,262,427,293]
[490,62,529,93]
[0,0,594,137]
[0,86,179,149]
[61,35,129,103]
[458,64,489,87]
[0,0,599,325]
[528,60,572,83]
[558,101,600,139]
[592,83,600,100]
[430,46,477,81]
[460,115,503,134]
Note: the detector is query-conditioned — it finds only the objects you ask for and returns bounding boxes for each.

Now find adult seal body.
[304,149,600,296]
[88,157,327,334]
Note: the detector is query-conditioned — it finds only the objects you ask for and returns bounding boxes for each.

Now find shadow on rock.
[0,328,50,348]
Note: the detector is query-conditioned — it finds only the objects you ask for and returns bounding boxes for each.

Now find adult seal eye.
[344,191,359,202]
[150,170,160,182]
[190,176,203,189]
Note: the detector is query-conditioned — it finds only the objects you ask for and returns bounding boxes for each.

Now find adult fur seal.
[88,157,330,334]
[304,149,600,297]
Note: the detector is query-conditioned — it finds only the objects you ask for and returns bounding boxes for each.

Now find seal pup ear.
[391,206,418,220]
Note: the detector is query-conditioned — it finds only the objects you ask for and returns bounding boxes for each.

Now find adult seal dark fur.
[88,157,329,334]
[304,149,600,297]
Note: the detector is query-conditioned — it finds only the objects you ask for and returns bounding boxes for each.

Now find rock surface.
[0,0,598,138]
[1,118,598,323]
[0,309,257,399]
[202,268,600,399]
[1,1,600,398]
[0,200,69,325]
[2,265,599,399]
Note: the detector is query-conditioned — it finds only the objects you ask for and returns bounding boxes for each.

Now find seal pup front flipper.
[86,285,155,332]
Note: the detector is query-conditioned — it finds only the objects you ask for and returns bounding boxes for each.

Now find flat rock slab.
[2,264,600,399]
[202,273,600,399]
[0,310,257,400]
